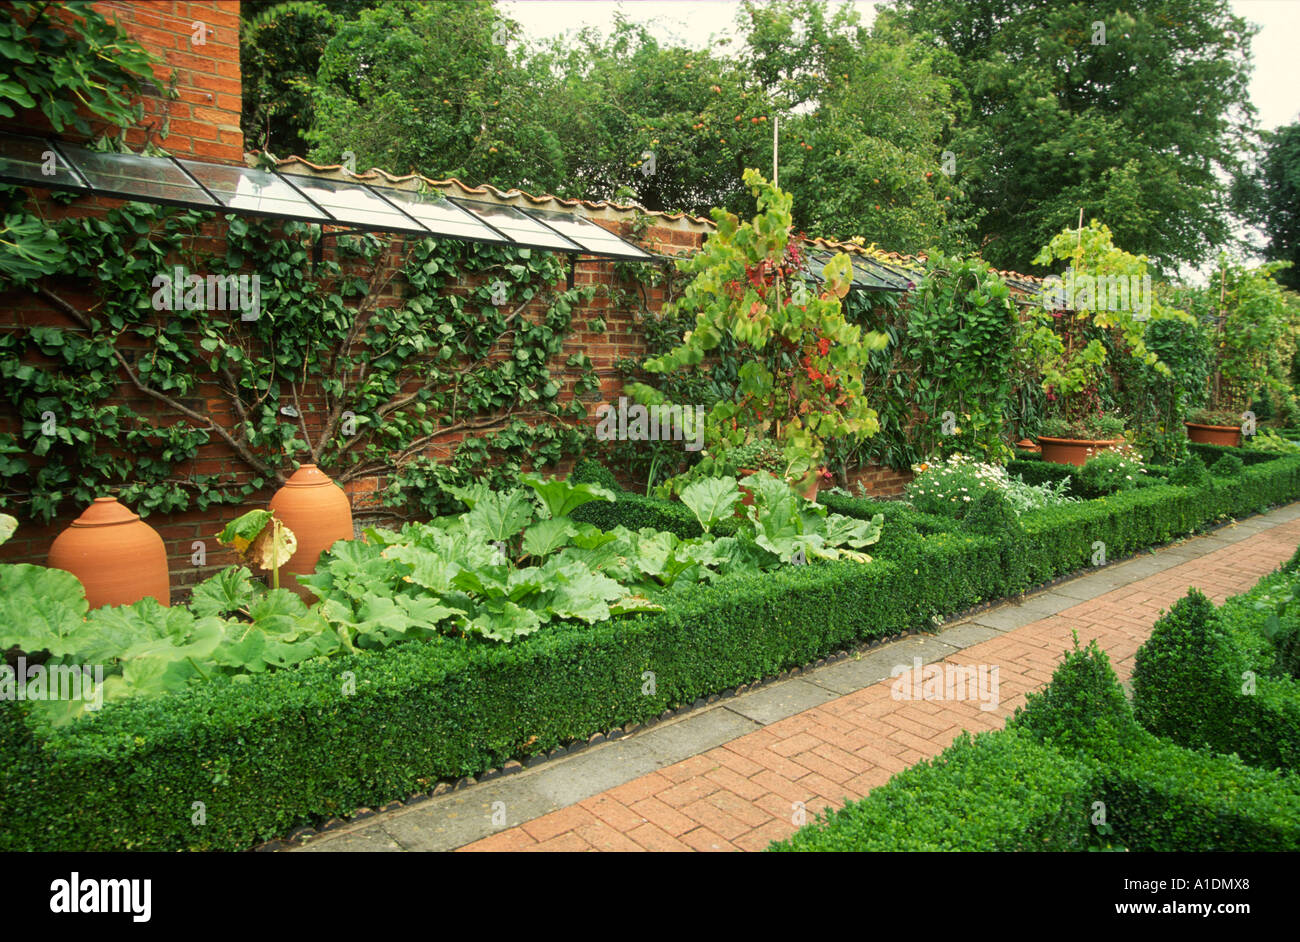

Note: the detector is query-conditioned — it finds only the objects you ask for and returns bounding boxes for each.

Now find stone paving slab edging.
[285,503,1300,852]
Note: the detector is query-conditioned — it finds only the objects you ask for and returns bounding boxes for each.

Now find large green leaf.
[111,614,225,697]
[679,476,741,533]
[461,487,536,542]
[821,512,884,550]
[522,517,577,557]
[505,566,550,604]
[466,599,541,642]
[609,595,665,616]
[300,539,399,601]
[383,544,460,594]
[558,528,637,581]
[188,566,257,617]
[519,473,616,519]
[247,588,312,634]
[72,602,179,664]
[541,559,626,623]
[0,563,89,656]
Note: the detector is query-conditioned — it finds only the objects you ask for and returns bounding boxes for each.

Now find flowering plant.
[627,169,888,472]
[905,453,1074,516]
[1075,443,1147,496]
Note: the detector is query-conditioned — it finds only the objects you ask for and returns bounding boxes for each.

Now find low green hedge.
[774,640,1300,851]
[569,488,706,538]
[7,456,1300,851]
[1012,637,1300,849]
[1020,484,1205,580]
[1097,736,1300,851]
[1132,587,1300,772]
[1007,457,1076,490]
[1188,440,1278,466]
[818,492,957,535]
[770,729,1094,851]
[0,538,1000,851]
[1008,457,1169,500]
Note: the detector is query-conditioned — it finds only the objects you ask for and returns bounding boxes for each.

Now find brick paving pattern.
[458,517,1300,852]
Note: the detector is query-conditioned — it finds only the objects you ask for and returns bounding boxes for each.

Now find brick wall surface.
[0,1,244,164]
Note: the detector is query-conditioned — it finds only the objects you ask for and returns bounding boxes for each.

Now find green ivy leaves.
[1,196,602,522]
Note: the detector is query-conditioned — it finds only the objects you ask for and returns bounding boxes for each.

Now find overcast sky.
[500,0,1300,130]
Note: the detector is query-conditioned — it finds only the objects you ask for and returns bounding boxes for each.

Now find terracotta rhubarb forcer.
[797,469,824,502]
[1037,436,1121,467]
[268,464,353,597]
[47,497,170,609]
[1185,422,1242,447]
[737,469,758,512]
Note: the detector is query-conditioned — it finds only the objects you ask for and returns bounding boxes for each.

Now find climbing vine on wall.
[0,194,602,522]
[840,253,1021,472]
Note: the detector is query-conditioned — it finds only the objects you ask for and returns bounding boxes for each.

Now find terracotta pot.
[268,464,353,597]
[1185,422,1242,447]
[1037,436,1121,467]
[737,469,758,511]
[48,497,170,609]
[796,470,822,502]
[1015,438,1042,454]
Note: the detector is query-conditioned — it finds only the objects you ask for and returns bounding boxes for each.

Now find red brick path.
[459,517,1300,852]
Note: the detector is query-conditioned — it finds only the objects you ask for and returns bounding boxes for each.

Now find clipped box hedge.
[770,728,1095,851]
[773,726,1300,852]
[6,455,1300,850]
[569,489,706,538]
[0,537,1001,851]
[1189,441,1277,466]
[1097,736,1300,851]
[1132,586,1300,772]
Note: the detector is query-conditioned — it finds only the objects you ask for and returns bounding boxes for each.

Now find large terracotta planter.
[1185,422,1242,447]
[268,464,353,597]
[48,497,170,609]
[1037,436,1121,467]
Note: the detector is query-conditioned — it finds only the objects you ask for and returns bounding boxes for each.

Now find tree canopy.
[876,0,1258,273]
[236,0,1265,270]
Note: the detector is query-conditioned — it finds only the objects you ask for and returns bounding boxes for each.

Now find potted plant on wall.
[1179,259,1298,448]
[1185,407,1245,447]
[628,169,888,498]
[1025,222,1169,466]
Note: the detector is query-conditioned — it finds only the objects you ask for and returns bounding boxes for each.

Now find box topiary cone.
[268,464,353,598]
[48,496,170,609]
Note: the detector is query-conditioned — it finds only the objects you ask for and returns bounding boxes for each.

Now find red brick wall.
[0,1,243,164]
[0,213,909,592]
[95,0,246,164]
[846,465,913,497]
